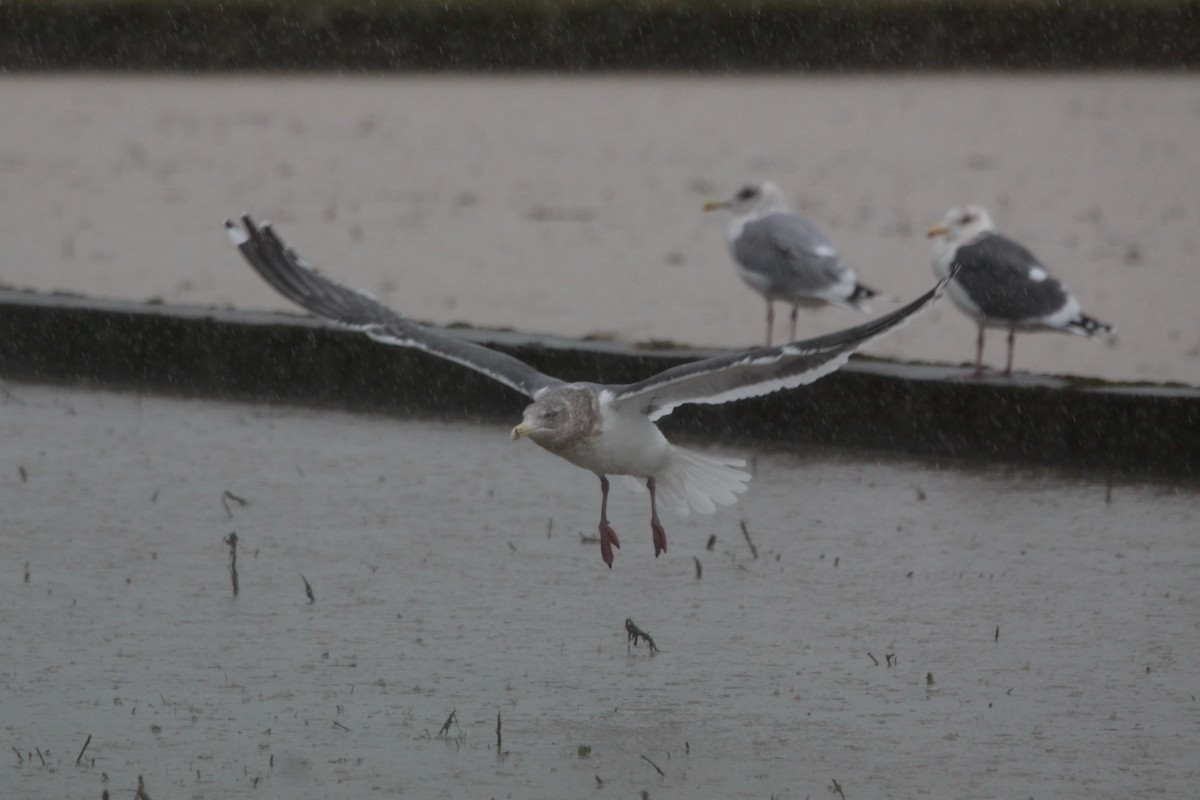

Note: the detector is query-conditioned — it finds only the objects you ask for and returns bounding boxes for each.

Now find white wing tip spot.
[224,220,249,246]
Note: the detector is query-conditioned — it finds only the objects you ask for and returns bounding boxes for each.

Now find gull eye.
[736,186,759,201]
[543,409,560,421]
[959,212,975,225]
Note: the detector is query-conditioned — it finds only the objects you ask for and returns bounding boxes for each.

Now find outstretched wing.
[226,215,562,400]
[610,271,954,421]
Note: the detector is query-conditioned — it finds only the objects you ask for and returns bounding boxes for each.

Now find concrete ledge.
[2,2,1199,71]
[1,289,1197,479]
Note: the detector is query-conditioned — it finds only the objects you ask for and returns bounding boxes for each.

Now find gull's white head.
[703,181,791,217]
[927,205,995,246]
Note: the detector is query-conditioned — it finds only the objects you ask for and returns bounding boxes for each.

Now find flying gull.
[927,205,1113,378]
[704,182,878,347]
[226,215,951,567]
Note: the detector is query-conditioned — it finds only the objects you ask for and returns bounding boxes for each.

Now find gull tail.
[654,445,750,515]
[1067,314,1113,337]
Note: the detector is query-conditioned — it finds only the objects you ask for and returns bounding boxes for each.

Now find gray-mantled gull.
[226,215,951,567]
[927,205,1113,378]
[704,181,878,347]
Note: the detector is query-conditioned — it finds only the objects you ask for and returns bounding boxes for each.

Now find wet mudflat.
[1,74,1198,384]
[1,383,1196,798]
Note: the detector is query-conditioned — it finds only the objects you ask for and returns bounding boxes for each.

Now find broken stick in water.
[301,574,315,604]
[221,489,248,519]
[75,734,92,765]
[625,618,658,655]
[739,520,758,560]
[640,754,665,777]
[224,532,239,597]
[437,709,457,738]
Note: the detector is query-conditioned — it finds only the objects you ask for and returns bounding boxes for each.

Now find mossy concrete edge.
[2,3,1199,71]
[1,290,1197,480]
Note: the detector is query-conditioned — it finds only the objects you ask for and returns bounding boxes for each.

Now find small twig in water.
[867,652,879,666]
[75,734,92,765]
[332,720,350,731]
[739,520,758,560]
[135,774,151,800]
[301,574,315,604]
[35,747,45,767]
[221,489,248,519]
[625,618,658,654]
[831,777,845,799]
[693,557,702,580]
[23,562,30,583]
[11,745,22,764]
[705,534,716,551]
[995,625,1000,642]
[224,532,239,597]
[437,709,457,738]
[640,754,665,777]
[926,672,935,686]
[885,653,896,667]
[496,711,502,752]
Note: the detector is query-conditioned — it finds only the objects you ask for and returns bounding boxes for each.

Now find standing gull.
[927,205,1113,378]
[226,215,951,567]
[704,182,878,347]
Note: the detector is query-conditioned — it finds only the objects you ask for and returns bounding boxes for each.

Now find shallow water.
[1,74,1199,384]
[1,383,1196,798]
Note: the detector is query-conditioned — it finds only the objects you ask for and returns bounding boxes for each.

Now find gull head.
[703,181,790,217]
[511,388,600,454]
[927,204,995,245]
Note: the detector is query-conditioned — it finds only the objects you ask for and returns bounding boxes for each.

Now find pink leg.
[764,301,774,347]
[788,304,799,343]
[647,477,667,557]
[1004,328,1016,377]
[972,324,987,378]
[598,475,620,568]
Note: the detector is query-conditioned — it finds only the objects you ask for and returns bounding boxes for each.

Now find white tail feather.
[654,445,750,515]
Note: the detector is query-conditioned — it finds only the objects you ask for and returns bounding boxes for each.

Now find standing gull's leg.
[764,301,775,347]
[788,304,800,344]
[1004,327,1017,377]
[598,475,620,568]
[973,324,987,378]
[647,477,667,557]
